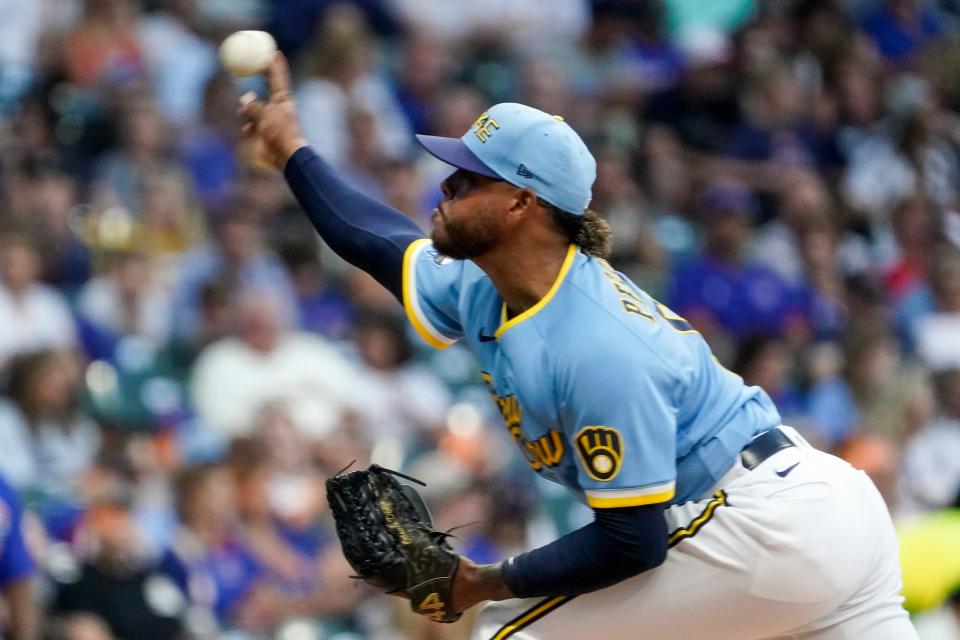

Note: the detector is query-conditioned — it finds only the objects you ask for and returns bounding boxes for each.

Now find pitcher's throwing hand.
[238,53,307,170]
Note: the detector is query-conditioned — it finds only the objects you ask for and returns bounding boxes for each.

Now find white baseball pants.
[471,427,918,640]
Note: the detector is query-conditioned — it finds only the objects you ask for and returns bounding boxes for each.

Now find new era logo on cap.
[415,103,597,216]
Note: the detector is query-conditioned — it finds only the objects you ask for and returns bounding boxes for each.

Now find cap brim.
[415,134,501,179]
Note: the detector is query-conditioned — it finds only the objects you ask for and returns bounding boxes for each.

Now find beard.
[431,205,501,260]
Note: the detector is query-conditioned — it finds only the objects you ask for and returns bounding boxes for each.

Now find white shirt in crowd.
[296,75,412,171]
[0,399,101,496]
[0,283,76,369]
[190,331,368,439]
[898,417,960,516]
[355,364,452,442]
[76,275,173,346]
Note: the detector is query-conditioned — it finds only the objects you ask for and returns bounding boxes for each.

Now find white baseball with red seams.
[218,30,277,77]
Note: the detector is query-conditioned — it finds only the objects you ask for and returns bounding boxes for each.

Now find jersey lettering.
[597,258,655,321]
[472,112,501,142]
[482,371,566,472]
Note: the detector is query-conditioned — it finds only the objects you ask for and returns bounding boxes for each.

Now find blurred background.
[0,0,959,638]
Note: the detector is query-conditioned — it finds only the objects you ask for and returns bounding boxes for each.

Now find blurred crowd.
[0,0,959,638]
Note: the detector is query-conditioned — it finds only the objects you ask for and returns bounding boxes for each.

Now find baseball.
[219,30,277,77]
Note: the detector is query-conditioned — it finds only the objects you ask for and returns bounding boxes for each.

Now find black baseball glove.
[325,464,462,623]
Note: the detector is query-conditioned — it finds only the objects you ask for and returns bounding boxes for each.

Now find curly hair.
[550,207,613,259]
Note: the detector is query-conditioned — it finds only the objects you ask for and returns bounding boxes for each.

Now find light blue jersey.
[402,240,782,506]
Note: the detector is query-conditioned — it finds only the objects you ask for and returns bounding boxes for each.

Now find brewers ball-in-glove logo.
[575,426,623,481]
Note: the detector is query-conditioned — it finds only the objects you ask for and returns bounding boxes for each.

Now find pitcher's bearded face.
[431,170,507,260]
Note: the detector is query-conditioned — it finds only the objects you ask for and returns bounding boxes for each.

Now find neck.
[474,238,570,317]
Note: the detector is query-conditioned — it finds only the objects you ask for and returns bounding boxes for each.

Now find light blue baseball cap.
[416,103,596,216]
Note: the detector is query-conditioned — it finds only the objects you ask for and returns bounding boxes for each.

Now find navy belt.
[739,427,795,470]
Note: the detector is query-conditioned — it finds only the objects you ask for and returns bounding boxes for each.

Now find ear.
[506,188,538,219]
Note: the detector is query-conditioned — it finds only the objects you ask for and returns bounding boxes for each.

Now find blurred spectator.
[169,207,296,342]
[0,350,99,501]
[617,0,686,97]
[132,169,206,263]
[276,230,357,340]
[0,473,37,640]
[161,463,261,632]
[0,0,42,113]
[751,170,831,287]
[669,181,806,353]
[860,0,946,68]
[51,500,185,640]
[64,0,145,89]
[46,613,115,640]
[267,0,402,57]
[913,250,960,370]
[93,96,180,216]
[75,250,173,355]
[180,71,242,208]
[795,213,847,341]
[0,233,77,371]
[295,4,411,172]
[832,56,885,155]
[843,75,960,223]
[394,31,454,136]
[190,288,366,440]
[725,62,840,192]
[733,335,805,422]
[591,147,650,272]
[806,333,910,448]
[21,158,92,293]
[644,26,739,153]
[380,158,429,223]
[246,405,326,531]
[351,312,451,445]
[386,0,588,51]
[899,369,960,515]
[886,195,936,300]
[137,0,218,127]
[518,57,575,119]
[639,126,697,272]
[237,160,290,224]
[228,429,363,630]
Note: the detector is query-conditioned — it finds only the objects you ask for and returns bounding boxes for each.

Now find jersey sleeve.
[558,339,678,509]
[401,239,466,349]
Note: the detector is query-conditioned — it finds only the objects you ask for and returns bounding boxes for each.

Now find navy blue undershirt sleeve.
[501,503,668,598]
[284,146,426,300]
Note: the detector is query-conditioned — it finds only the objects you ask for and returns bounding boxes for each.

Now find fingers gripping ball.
[219,30,277,77]
[326,465,462,623]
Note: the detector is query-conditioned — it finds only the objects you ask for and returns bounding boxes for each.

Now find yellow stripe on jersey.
[584,483,676,509]
[667,490,728,547]
[489,595,574,640]
[401,239,455,350]
[495,244,577,339]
